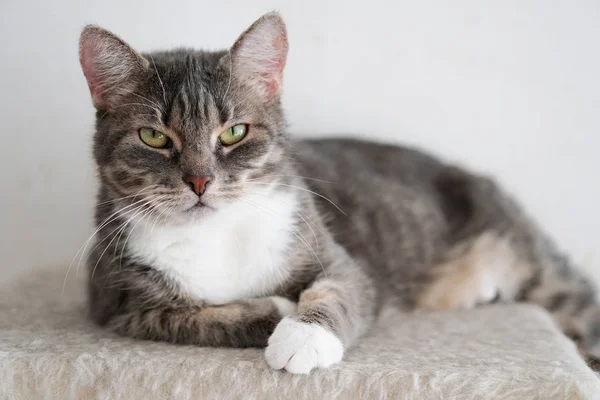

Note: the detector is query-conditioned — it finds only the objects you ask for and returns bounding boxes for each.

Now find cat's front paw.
[265,317,344,374]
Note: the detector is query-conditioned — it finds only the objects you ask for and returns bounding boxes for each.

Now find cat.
[79,12,600,374]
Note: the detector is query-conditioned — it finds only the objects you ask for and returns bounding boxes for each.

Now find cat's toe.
[265,317,344,374]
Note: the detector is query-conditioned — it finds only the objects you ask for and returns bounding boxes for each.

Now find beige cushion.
[1,266,599,399]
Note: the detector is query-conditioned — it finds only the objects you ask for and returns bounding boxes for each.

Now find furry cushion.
[1,266,599,399]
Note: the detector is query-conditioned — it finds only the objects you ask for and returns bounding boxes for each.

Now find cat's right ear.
[79,25,149,110]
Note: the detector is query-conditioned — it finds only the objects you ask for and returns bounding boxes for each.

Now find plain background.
[1,1,598,283]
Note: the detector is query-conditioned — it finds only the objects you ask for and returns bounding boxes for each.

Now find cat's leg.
[417,232,600,361]
[89,258,297,347]
[422,167,600,360]
[105,295,297,347]
[265,244,377,374]
[417,232,529,311]
[417,233,600,359]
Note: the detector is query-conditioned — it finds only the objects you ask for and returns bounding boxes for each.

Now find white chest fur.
[127,189,298,305]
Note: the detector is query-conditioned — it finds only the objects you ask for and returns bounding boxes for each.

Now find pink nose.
[184,175,212,196]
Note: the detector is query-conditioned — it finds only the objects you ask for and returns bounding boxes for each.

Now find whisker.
[100,102,161,119]
[112,200,161,259]
[222,50,233,100]
[149,201,171,238]
[105,189,162,257]
[91,196,166,280]
[247,175,336,184]
[240,197,328,279]
[65,203,143,296]
[65,195,158,292]
[247,189,322,253]
[96,185,159,207]
[112,219,129,259]
[130,92,165,114]
[246,182,346,216]
[83,201,152,277]
[296,211,320,253]
[76,196,156,264]
[77,195,164,279]
[117,197,166,271]
[149,54,167,105]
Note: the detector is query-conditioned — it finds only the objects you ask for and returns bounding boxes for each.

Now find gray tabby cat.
[79,12,600,374]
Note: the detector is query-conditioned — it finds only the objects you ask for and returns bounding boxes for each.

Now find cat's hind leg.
[417,232,530,311]
[420,168,600,360]
[418,230,600,360]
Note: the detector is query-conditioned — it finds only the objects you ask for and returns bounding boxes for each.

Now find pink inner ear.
[232,14,289,101]
[262,34,287,98]
[79,37,106,108]
[262,74,281,99]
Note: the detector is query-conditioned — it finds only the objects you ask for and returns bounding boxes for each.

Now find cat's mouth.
[188,200,207,210]
[186,199,215,212]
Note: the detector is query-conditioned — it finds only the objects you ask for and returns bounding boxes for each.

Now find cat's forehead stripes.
[163,64,233,147]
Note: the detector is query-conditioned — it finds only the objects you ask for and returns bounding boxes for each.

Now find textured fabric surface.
[1,266,599,400]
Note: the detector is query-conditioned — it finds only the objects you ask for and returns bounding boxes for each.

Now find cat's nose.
[184,174,212,196]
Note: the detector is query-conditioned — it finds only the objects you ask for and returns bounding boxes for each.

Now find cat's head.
[79,13,289,220]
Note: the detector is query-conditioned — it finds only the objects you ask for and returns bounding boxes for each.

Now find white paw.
[265,317,344,374]
[269,296,297,317]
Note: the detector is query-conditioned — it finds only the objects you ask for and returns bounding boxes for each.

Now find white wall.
[1,1,598,282]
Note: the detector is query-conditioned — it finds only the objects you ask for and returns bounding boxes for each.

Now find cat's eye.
[219,124,248,146]
[139,128,171,148]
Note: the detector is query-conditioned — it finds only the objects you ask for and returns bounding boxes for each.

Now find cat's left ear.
[226,12,288,102]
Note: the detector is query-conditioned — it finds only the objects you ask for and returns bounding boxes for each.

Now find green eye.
[219,124,248,146]
[139,128,170,148]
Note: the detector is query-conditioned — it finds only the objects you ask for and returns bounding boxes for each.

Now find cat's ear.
[79,25,149,110]
[227,12,288,102]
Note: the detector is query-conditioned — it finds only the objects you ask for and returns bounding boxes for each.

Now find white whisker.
[149,54,167,104]
[130,92,165,114]
[247,175,336,184]
[240,197,328,279]
[117,197,166,271]
[91,196,166,280]
[247,189,322,253]
[105,191,163,258]
[247,182,346,215]
[84,201,153,277]
[148,201,173,238]
[223,50,233,100]
[296,211,320,253]
[64,195,159,294]
[75,196,156,267]
[95,185,159,207]
[100,102,160,119]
